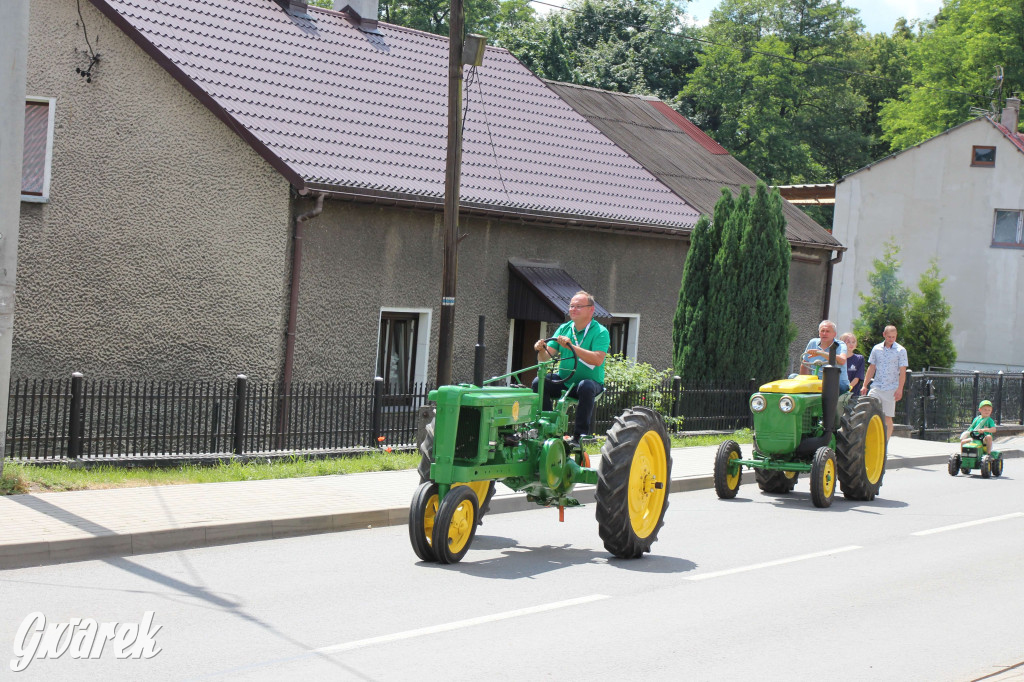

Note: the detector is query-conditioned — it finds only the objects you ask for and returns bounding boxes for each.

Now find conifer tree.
[903,260,957,371]
[707,186,750,381]
[674,190,731,385]
[852,238,909,353]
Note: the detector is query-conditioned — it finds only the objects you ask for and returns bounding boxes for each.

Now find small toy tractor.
[713,347,887,508]
[948,433,1004,478]
[409,341,671,564]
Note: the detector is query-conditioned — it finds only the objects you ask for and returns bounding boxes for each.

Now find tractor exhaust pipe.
[796,345,840,457]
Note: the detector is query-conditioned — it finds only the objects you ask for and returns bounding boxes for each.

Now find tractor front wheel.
[596,407,672,559]
[714,440,742,499]
[980,455,992,479]
[409,481,440,562]
[431,485,479,564]
[948,454,961,476]
[992,457,1004,477]
[810,447,836,508]
[418,417,495,524]
[836,395,887,500]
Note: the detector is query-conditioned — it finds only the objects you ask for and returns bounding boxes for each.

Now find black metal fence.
[5,373,760,461]
[896,370,1024,441]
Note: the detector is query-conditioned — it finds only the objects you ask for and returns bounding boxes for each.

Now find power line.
[526,0,988,103]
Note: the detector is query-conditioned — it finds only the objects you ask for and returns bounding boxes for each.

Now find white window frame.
[504,320,549,380]
[21,96,56,203]
[607,313,640,360]
[992,209,1024,248]
[375,307,432,386]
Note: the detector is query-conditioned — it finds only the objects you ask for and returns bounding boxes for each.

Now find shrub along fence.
[5,373,759,461]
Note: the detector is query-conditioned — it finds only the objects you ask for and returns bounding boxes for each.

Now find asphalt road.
[1,463,1022,681]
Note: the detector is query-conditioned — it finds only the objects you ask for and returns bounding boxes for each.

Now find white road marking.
[912,512,1024,536]
[685,546,862,581]
[313,594,610,655]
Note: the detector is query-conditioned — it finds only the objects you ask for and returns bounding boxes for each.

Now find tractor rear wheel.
[980,455,992,479]
[431,485,479,564]
[836,395,887,501]
[810,446,836,508]
[409,481,440,562]
[596,407,671,559]
[992,457,1004,477]
[755,469,798,494]
[418,417,495,524]
[948,454,960,476]
[714,440,742,499]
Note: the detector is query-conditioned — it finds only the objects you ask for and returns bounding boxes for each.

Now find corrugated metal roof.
[89,0,701,231]
[545,82,843,250]
[508,259,613,323]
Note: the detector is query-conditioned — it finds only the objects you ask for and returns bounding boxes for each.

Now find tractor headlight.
[779,396,795,413]
[750,395,766,412]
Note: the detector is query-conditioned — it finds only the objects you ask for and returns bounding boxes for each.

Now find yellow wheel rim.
[864,414,886,484]
[822,458,835,497]
[460,481,490,506]
[423,493,439,547]
[784,470,797,480]
[446,497,476,553]
[627,430,668,538]
[725,451,741,490]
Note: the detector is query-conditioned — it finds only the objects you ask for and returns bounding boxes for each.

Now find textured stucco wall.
[831,119,1024,370]
[17,0,293,380]
[788,251,829,374]
[292,199,832,384]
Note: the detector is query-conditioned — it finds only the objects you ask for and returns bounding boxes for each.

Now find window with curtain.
[992,210,1024,248]
[377,312,419,394]
[22,99,55,200]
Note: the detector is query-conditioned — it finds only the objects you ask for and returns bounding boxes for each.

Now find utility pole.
[0,1,30,478]
[436,0,465,387]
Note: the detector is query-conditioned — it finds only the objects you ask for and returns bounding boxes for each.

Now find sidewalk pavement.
[2,436,1022,570]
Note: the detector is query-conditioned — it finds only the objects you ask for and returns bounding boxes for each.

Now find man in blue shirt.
[861,325,909,440]
[800,320,849,392]
[532,291,610,445]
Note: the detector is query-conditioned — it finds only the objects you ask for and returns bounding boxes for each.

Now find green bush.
[603,354,680,429]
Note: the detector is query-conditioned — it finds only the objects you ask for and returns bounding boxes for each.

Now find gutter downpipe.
[278,192,325,446]
[822,249,843,321]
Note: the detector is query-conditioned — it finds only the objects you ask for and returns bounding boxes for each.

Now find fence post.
[671,376,682,418]
[995,371,1004,424]
[232,374,247,455]
[68,372,84,459]
[370,376,384,447]
[473,315,486,387]
[904,370,913,427]
[1020,371,1024,426]
[972,371,980,416]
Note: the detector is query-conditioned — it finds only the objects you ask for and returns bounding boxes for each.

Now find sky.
[531,0,947,35]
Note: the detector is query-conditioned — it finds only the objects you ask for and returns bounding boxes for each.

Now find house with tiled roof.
[830,101,1024,371]
[18,0,835,388]
[545,82,845,362]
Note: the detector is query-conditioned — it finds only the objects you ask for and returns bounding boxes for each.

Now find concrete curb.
[2,449,1020,570]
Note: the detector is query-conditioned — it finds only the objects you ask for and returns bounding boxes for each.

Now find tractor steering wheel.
[970,430,984,440]
[541,337,579,386]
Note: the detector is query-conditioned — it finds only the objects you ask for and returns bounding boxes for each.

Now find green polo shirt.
[546,319,610,387]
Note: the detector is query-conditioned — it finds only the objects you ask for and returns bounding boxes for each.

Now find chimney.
[335,0,379,32]
[275,0,309,15]
[1002,97,1020,133]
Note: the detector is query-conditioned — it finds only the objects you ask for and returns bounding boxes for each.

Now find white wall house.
[830,100,1024,372]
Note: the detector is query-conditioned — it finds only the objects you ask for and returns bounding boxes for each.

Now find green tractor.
[409,341,672,564]
[948,434,1004,478]
[713,349,887,508]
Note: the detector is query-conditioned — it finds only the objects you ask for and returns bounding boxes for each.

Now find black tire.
[596,407,672,559]
[992,457,1003,477]
[948,454,960,476]
[980,455,992,479]
[409,481,439,562]
[810,446,837,508]
[961,467,972,476]
[418,417,495,524]
[714,440,742,499]
[431,485,479,564]
[755,469,798,494]
[836,395,887,501]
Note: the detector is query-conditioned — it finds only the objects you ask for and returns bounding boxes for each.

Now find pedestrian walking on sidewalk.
[861,325,908,440]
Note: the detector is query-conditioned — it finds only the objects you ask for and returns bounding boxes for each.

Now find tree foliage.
[674,184,790,384]
[902,260,957,371]
[852,238,910,353]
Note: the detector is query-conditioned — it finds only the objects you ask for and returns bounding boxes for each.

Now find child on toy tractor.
[960,399,996,453]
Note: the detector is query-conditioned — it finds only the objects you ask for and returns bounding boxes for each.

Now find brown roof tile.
[90,0,700,231]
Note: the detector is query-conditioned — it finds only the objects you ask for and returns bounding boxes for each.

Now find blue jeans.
[531,377,604,439]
